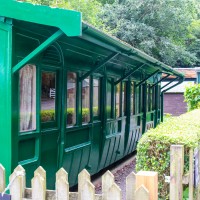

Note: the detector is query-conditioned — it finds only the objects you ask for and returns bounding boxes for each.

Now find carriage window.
[116,83,120,118]
[82,78,90,123]
[67,72,77,126]
[136,85,142,114]
[41,72,56,122]
[93,78,99,117]
[149,86,153,111]
[146,85,149,112]
[131,82,135,115]
[107,80,112,119]
[152,86,155,110]
[122,82,126,116]
[20,64,36,132]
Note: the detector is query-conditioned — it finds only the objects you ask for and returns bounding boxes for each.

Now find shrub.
[184,83,200,111]
[41,107,98,123]
[41,110,55,122]
[136,109,200,199]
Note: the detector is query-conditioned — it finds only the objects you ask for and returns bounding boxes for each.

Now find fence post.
[102,170,114,200]
[126,172,136,200]
[135,171,158,200]
[56,168,69,200]
[0,164,5,193]
[170,145,184,200]
[189,148,194,200]
[135,185,149,200]
[31,166,46,200]
[197,143,200,200]
[9,165,25,200]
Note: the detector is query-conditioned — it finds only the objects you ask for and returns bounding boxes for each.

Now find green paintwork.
[0,0,81,37]
[12,30,64,73]
[0,0,185,189]
[0,20,12,182]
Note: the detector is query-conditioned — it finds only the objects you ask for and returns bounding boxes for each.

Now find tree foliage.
[20,0,200,67]
[99,0,200,67]
[184,83,200,111]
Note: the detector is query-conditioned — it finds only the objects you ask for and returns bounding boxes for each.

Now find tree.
[187,19,200,66]
[99,0,199,67]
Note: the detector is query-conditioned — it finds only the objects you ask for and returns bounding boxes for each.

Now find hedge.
[40,107,98,122]
[136,109,200,199]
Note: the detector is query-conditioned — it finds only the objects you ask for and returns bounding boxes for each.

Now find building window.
[41,71,56,122]
[67,72,77,126]
[20,64,36,132]
[82,78,90,123]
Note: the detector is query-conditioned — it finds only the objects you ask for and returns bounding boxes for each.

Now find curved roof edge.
[82,22,184,79]
[0,0,82,37]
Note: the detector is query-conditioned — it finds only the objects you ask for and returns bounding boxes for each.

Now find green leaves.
[99,0,200,66]
[136,109,200,198]
[184,84,200,111]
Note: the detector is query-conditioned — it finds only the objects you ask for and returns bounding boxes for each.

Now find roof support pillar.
[80,52,118,81]
[114,64,145,85]
[12,29,64,73]
[135,69,160,87]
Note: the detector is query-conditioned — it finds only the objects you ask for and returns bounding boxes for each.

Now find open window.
[41,71,56,123]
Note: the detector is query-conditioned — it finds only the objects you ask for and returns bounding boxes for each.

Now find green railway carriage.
[0,0,184,188]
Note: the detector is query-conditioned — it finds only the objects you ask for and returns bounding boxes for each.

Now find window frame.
[40,67,60,129]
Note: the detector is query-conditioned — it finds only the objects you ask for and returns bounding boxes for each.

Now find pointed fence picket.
[0,164,154,200]
[0,164,5,193]
[1,144,198,200]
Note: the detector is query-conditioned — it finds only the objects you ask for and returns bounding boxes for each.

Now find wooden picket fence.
[0,144,200,200]
[0,163,158,200]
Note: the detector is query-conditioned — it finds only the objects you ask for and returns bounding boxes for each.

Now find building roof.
[174,68,196,79]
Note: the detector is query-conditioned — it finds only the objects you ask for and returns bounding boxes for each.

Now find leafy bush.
[136,109,200,199]
[41,107,98,123]
[184,83,200,111]
[41,110,55,122]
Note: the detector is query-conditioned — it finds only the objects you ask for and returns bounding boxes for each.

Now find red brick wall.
[164,93,187,116]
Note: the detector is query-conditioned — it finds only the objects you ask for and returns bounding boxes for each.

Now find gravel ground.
[92,154,136,200]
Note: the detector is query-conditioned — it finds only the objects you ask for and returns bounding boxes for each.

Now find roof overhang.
[81,23,184,79]
[0,0,82,36]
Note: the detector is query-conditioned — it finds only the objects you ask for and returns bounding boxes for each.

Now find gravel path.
[92,154,136,200]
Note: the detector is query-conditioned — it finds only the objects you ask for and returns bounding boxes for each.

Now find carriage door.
[40,68,61,188]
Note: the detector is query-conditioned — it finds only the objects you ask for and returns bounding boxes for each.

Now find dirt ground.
[92,154,136,200]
